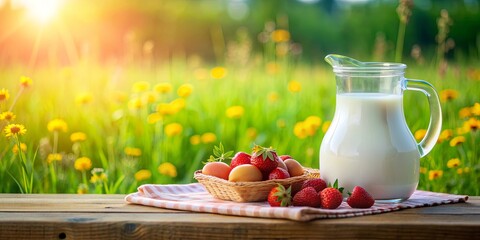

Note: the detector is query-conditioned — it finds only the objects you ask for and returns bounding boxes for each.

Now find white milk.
[320,93,420,201]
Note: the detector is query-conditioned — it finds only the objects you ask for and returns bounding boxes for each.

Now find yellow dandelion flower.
[414,129,427,141]
[47,119,68,132]
[74,157,92,171]
[462,117,480,132]
[304,116,322,136]
[147,113,163,124]
[124,147,142,157]
[177,84,193,98]
[266,62,280,75]
[132,81,150,93]
[0,88,10,102]
[419,167,427,174]
[288,80,302,93]
[75,92,93,105]
[446,158,460,168]
[472,103,480,116]
[3,124,27,138]
[428,170,443,180]
[0,111,16,122]
[12,143,27,154]
[437,129,453,143]
[90,168,107,184]
[463,167,470,173]
[456,126,469,135]
[194,68,209,81]
[226,106,244,119]
[158,162,177,178]
[47,153,62,164]
[19,76,32,88]
[268,91,279,103]
[305,116,322,128]
[154,82,173,94]
[143,91,156,104]
[449,136,466,147]
[459,107,472,119]
[211,66,228,79]
[156,103,175,116]
[322,121,331,133]
[439,89,458,102]
[277,119,286,128]
[77,184,88,194]
[247,127,258,140]
[70,132,87,143]
[201,132,217,144]
[170,98,186,113]
[456,168,463,175]
[165,123,183,137]
[271,29,290,43]
[190,135,201,145]
[128,97,144,110]
[134,169,152,181]
[293,121,308,139]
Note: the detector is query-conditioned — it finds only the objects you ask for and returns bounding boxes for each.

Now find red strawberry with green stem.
[292,187,321,207]
[230,152,251,169]
[268,184,292,207]
[320,179,344,209]
[347,186,375,208]
[250,145,278,176]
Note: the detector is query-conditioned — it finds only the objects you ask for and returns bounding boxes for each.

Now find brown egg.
[284,159,304,177]
[202,162,231,180]
[228,164,263,182]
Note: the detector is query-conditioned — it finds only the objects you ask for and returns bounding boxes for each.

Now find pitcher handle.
[404,79,442,157]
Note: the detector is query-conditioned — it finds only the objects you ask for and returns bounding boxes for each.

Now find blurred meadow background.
[0,0,479,195]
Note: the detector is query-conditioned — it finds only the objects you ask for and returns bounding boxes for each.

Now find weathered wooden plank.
[1,195,478,214]
[0,195,478,239]
[0,212,478,239]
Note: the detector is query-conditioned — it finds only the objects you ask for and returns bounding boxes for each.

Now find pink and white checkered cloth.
[125,183,469,221]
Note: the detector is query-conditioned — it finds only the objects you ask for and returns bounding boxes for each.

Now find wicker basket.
[194,168,319,202]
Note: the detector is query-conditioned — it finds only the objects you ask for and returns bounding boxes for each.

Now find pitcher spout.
[324,54,364,68]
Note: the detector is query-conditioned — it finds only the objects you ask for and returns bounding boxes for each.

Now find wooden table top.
[0,194,478,239]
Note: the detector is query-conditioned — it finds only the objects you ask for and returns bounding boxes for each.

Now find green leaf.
[266,151,273,161]
[333,179,338,189]
[224,150,234,158]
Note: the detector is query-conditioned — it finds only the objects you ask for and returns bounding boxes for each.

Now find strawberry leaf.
[333,179,338,189]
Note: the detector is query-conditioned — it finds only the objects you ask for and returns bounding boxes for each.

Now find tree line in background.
[0,0,479,66]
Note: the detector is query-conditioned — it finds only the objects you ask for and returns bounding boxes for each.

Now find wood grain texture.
[0,194,478,239]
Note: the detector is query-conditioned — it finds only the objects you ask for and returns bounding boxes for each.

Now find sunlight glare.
[19,0,61,24]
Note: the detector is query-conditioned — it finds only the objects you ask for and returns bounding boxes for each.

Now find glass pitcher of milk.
[320,54,442,203]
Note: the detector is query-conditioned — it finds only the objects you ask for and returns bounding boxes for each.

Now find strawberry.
[292,187,321,207]
[302,178,327,193]
[268,167,290,180]
[319,179,344,209]
[268,184,292,207]
[347,186,375,208]
[250,145,278,176]
[230,151,251,169]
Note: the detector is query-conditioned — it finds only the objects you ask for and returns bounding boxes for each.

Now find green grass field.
[0,0,479,196]
[1,50,479,195]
